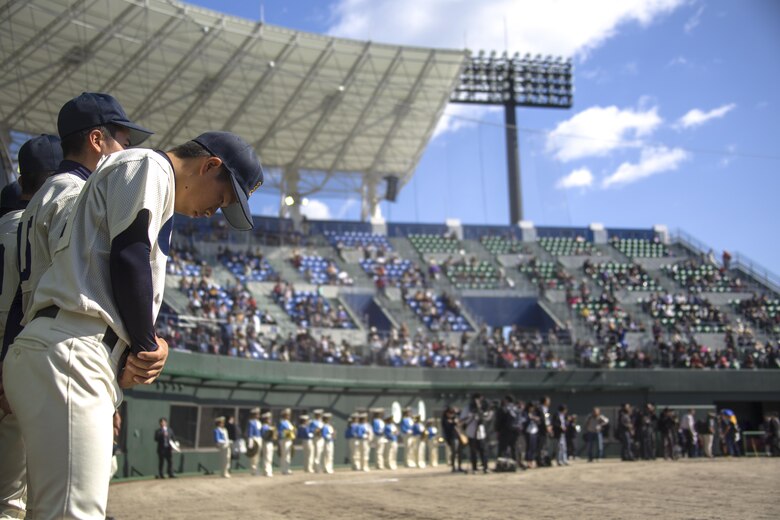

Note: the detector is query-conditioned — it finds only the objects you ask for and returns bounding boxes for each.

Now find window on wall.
[169,405,198,449]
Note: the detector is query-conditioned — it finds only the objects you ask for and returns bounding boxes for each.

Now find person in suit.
[154,418,176,479]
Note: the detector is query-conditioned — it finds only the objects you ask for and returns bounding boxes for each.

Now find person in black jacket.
[154,418,176,478]
[494,395,519,466]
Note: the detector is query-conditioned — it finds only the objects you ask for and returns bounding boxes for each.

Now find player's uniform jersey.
[29,149,174,360]
[17,164,88,323]
[0,209,23,332]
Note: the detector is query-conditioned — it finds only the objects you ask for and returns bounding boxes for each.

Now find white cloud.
[667,55,688,67]
[556,168,594,189]
[676,103,736,129]
[546,105,662,162]
[336,198,359,219]
[328,0,685,60]
[300,199,331,220]
[684,4,704,33]
[432,104,501,140]
[602,146,688,188]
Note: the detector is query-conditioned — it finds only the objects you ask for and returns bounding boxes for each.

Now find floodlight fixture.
[450,50,574,224]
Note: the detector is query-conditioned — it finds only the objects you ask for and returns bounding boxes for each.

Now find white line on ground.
[303,478,399,486]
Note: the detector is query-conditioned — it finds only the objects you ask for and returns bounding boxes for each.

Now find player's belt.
[33,305,119,350]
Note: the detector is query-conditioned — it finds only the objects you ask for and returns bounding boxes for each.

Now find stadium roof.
[0,0,467,199]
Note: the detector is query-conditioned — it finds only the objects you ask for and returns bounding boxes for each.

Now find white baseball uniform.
[4,149,174,519]
[0,208,26,519]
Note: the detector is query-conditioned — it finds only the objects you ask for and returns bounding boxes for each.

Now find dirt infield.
[108,458,779,519]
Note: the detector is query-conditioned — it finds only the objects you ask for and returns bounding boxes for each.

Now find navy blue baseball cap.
[18,134,63,176]
[0,181,22,211]
[192,132,263,231]
[57,92,153,146]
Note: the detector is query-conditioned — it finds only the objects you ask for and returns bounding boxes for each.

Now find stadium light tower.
[450,51,573,224]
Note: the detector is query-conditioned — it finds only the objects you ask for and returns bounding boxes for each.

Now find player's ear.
[87,128,104,154]
[201,156,223,176]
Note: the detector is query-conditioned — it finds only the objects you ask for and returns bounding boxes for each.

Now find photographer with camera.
[461,393,493,474]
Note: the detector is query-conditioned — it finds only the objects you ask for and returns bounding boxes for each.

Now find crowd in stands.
[732,294,779,335]
[366,325,471,368]
[520,257,575,292]
[583,260,660,293]
[290,249,353,286]
[481,235,529,255]
[361,255,425,290]
[663,259,745,293]
[406,290,472,332]
[271,281,354,329]
[640,293,727,332]
[218,246,277,283]
[480,326,568,370]
[571,293,645,343]
[443,256,501,290]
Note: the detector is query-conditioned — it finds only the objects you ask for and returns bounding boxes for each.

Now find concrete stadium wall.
[116,351,780,478]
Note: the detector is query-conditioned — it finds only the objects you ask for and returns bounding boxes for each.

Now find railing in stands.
[672,228,780,295]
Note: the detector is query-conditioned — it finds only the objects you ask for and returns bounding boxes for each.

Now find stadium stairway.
[162,276,192,315]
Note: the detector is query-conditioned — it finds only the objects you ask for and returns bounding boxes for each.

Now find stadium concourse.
[157,215,780,371]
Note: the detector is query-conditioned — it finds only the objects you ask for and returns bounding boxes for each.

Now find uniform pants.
[323,442,334,473]
[280,439,293,474]
[359,439,370,471]
[0,413,26,519]
[426,439,438,467]
[555,436,568,465]
[374,438,387,469]
[404,435,416,467]
[262,440,274,476]
[303,439,315,472]
[218,444,231,477]
[314,438,325,472]
[701,433,714,458]
[350,439,361,470]
[415,437,426,468]
[385,441,398,470]
[248,437,262,475]
[4,312,122,520]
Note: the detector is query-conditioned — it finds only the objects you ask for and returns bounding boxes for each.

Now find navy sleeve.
[1,285,23,361]
[110,209,158,354]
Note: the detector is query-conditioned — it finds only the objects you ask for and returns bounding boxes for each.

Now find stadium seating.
[274,288,355,329]
[481,236,526,255]
[519,259,573,289]
[584,260,660,292]
[639,294,726,333]
[406,291,472,332]
[539,236,595,256]
[611,237,670,258]
[290,252,352,286]
[445,260,501,290]
[219,249,276,283]
[731,296,779,336]
[663,261,745,292]
[360,257,423,288]
[409,233,461,254]
[325,230,392,251]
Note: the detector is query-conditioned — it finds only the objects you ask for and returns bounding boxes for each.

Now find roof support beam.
[327,47,404,175]
[286,41,372,175]
[131,17,225,121]
[156,21,264,149]
[252,39,335,152]
[99,5,189,93]
[222,33,299,132]
[5,2,142,127]
[0,0,93,73]
[367,50,436,176]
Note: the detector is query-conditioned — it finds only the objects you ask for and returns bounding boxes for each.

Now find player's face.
[99,127,131,154]
[175,157,238,219]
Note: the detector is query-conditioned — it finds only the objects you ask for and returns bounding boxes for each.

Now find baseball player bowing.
[0,135,62,519]
[3,131,263,519]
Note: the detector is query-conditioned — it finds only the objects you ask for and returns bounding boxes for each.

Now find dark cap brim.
[222,174,253,230]
[113,120,153,147]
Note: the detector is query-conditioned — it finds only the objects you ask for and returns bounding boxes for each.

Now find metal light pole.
[450,51,573,224]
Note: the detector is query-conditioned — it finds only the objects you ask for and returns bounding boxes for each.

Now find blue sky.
[189,0,780,276]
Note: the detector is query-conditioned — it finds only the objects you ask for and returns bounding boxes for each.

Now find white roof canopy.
[0,0,467,197]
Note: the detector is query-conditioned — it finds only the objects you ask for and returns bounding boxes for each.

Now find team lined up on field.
[213,407,441,478]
